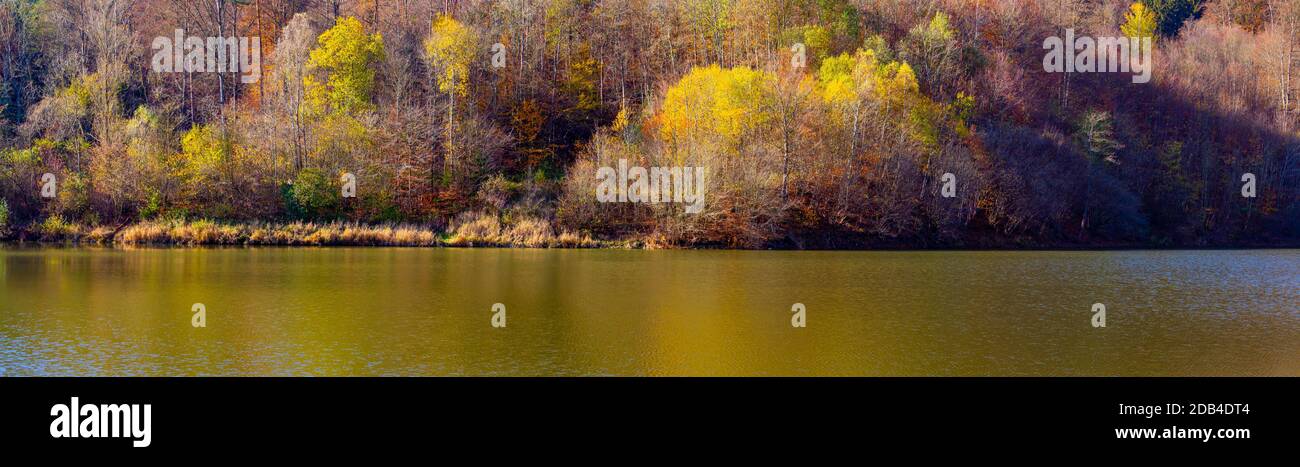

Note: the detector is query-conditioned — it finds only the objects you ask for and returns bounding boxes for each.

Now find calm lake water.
[0,247,1296,376]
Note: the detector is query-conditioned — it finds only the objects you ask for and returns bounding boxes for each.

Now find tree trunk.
[256,0,265,106]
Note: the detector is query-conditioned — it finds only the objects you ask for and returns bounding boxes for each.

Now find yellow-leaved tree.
[1121,2,1158,40]
[816,48,921,137]
[659,65,775,159]
[656,65,784,246]
[305,16,385,115]
[817,50,877,119]
[424,14,480,134]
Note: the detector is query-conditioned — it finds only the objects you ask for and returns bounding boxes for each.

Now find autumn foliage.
[1,0,1297,248]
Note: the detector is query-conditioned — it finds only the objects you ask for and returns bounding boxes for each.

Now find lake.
[0,247,1296,376]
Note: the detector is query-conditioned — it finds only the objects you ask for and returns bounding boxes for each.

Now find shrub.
[476,174,519,213]
[38,215,81,240]
[291,168,342,220]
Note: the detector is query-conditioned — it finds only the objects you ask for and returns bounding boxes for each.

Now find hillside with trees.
[1,0,1297,248]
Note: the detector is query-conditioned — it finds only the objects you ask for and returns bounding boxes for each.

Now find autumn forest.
[0,0,1297,248]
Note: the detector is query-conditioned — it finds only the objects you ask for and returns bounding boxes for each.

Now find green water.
[0,247,1296,376]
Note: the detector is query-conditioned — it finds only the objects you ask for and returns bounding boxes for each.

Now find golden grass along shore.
[8,212,605,248]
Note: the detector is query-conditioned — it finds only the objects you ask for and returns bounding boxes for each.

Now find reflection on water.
[0,247,1296,376]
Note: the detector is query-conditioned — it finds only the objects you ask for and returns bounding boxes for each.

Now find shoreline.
[1,219,1296,251]
[0,218,617,249]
